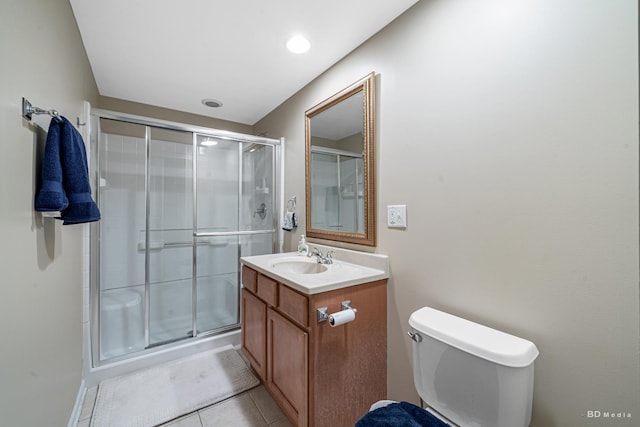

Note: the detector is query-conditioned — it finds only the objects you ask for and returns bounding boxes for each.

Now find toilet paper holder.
[317,300,358,323]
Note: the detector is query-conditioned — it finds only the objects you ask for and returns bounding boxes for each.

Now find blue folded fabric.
[34,118,69,212]
[355,402,450,427]
[35,117,101,225]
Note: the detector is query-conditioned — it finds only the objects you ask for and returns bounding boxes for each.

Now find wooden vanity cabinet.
[241,264,387,427]
[241,288,267,381]
[267,307,309,426]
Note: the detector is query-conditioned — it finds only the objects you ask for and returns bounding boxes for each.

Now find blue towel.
[35,117,101,225]
[355,402,450,427]
[34,117,68,212]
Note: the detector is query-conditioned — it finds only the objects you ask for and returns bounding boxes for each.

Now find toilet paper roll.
[328,309,356,327]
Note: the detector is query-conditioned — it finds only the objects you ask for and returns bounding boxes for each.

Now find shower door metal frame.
[89,109,282,367]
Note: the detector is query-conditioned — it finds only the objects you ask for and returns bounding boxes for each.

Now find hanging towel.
[355,401,450,427]
[34,117,69,213]
[282,211,297,231]
[35,117,101,225]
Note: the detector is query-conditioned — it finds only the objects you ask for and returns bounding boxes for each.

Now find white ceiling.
[70,0,418,126]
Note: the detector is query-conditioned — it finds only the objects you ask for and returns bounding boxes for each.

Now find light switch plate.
[387,205,407,228]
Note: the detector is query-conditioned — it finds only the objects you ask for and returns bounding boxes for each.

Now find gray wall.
[0,0,637,426]
[0,4,251,426]
[0,0,99,425]
[255,0,639,426]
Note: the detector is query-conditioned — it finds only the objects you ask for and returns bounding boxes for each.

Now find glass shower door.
[194,135,240,333]
[93,111,280,365]
[311,151,340,230]
[240,142,276,257]
[97,119,147,360]
[147,128,194,346]
[194,136,276,333]
[339,156,363,233]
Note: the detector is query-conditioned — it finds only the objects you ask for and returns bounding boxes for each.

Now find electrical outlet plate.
[387,205,407,228]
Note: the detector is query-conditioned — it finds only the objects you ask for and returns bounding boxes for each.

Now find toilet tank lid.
[409,307,539,368]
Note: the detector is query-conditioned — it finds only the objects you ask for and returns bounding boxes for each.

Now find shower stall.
[310,146,364,232]
[89,111,281,366]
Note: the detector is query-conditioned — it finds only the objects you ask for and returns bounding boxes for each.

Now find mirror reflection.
[305,72,376,246]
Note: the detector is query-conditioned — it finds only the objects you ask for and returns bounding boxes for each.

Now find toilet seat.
[368,400,396,412]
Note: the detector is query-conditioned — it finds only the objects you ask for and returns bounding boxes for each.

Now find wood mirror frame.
[305,72,376,246]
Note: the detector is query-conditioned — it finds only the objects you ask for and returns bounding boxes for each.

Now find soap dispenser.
[297,235,309,255]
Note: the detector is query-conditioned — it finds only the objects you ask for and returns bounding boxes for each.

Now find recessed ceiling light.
[201,98,223,108]
[286,35,311,54]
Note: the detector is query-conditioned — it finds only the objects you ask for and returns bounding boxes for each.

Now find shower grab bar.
[194,229,276,237]
[137,230,275,249]
[137,240,229,250]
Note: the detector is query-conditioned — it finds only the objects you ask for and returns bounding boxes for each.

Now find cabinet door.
[241,288,266,381]
[267,308,309,427]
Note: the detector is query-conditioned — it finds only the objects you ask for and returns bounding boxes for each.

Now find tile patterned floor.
[76,383,293,427]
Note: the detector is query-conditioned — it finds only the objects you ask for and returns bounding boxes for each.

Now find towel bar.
[22,97,62,123]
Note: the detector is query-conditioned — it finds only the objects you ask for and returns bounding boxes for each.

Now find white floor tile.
[159,412,203,427]
[199,393,267,427]
[248,386,289,425]
[268,419,294,427]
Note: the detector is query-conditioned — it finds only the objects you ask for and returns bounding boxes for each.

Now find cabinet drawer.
[279,284,309,327]
[242,265,257,293]
[257,274,278,306]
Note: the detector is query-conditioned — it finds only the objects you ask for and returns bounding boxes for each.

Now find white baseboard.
[67,380,87,427]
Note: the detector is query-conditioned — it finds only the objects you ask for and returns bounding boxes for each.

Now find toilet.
[362,307,539,427]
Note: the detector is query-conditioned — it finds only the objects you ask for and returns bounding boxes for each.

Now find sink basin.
[242,247,389,294]
[270,258,328,274]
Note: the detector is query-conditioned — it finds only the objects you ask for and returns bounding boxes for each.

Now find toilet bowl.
[359,307,539,427]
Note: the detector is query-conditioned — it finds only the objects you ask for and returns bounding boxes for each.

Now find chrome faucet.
[307,247,334,264]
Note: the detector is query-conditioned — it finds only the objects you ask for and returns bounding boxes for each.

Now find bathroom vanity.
[240,246,388,427]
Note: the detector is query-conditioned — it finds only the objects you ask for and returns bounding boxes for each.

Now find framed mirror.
[305,72,376,246]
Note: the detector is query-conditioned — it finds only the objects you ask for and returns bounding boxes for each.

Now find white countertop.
[241,246,389,295]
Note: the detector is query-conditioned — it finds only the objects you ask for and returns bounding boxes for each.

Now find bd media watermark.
[586,410,632,419]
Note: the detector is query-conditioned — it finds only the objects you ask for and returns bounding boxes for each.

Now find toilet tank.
[408,307,539,427]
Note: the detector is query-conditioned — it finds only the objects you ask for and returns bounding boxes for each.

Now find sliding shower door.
[193,135,240,335]
[147,128,194,346]
[193,136,276,333]
[93,113,280,365]
[96,119,147,360]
